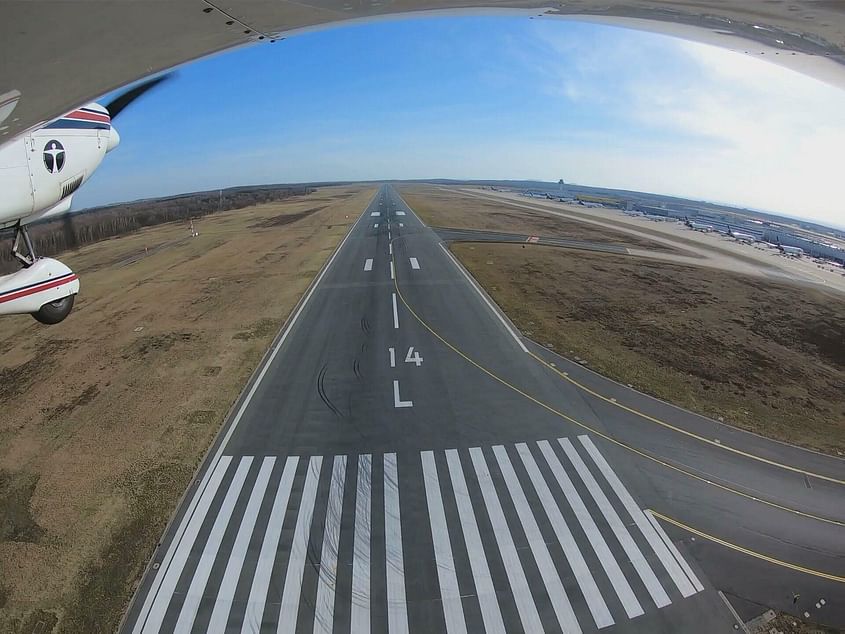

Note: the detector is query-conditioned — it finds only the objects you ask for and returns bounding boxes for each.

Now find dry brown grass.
[398,184,679,252]
[452,242,845,456]
[0,185,375,633]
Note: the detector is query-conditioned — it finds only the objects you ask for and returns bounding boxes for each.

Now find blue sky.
[75,16,845,227]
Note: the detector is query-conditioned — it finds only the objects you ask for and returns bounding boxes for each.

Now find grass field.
[451,242,845,455]
[0,185,375,633]
[398,185,681,252]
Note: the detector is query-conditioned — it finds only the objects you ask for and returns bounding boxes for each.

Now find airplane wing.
[2,0,845,143]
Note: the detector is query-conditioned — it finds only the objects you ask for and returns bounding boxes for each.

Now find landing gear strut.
[11,221,36,267]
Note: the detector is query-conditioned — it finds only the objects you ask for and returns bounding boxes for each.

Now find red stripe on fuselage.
[0,274,78,304]
[67,109,111,123]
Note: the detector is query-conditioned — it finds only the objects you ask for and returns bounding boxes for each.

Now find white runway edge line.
[409,257,420,270]
[130,199,373,632]
[421,451,468,634]
[364,258,373,272]
[438,243,528,353]
[579,435,699,598]
[392,292,399,329]
[134,455,232,633]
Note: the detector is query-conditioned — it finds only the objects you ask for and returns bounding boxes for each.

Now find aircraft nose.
[106,125,120,152]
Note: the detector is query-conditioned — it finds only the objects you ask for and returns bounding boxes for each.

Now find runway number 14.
[389,347,423,367]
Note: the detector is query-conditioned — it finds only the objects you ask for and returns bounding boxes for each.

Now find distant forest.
[0,185,313,273]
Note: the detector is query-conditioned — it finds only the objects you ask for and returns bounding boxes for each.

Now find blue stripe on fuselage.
[44,119,110,130]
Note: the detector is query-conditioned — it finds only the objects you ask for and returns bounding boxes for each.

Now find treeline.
[0,185,313,272]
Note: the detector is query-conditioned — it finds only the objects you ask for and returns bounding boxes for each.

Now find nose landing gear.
[0,222,79,324]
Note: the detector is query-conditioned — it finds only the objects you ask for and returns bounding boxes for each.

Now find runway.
[121,185,845,633]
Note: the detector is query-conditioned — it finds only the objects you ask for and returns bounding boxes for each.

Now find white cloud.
[522,23,845,225]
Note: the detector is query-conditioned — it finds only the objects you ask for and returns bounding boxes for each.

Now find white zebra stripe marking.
[314,455,348,634]
[421,451,467,633]
[516,443,614,629]
[173,457,253,633]
[493,445,582,634]
[385,452,410,634]
[560,438,671,609]
[242,456,299,631]
[352,454,372,634]
[580,435,698,598]
[469,447,545,633]
[206,457,276,633]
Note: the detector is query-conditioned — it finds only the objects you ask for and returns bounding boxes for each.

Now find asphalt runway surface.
[122,185,845,633]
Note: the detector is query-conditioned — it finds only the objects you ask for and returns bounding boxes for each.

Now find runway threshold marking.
[528,348,845,486]
[390,274,845,528]
[649,510,845,584]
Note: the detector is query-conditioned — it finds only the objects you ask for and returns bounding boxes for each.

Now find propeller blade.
[104,74,172,120]
[62,212,79,251]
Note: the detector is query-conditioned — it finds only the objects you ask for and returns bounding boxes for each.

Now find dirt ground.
[0,185,375,633]
[398,185,681,252]
[452,243,845,456]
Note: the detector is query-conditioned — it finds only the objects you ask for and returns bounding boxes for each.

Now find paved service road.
[122,186,845,633]
[433,227,630,255]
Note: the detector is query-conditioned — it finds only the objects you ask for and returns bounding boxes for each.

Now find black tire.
[32,294,75,324]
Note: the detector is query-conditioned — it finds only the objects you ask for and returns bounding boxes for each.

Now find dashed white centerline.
[364,259,373,272]
[390,261,395,280]
[392,292,399,329]
[371,212,380,217]
[396,211,406,216]
[409,257,420,270]
[389,243,393,255]
[393,380,413,408]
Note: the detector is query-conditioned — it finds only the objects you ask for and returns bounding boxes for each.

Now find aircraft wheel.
[32,294,75,324]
